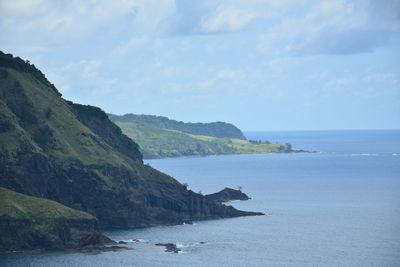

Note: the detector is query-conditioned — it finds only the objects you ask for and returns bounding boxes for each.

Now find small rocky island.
[155,243,181,253]
[205,187,251,203]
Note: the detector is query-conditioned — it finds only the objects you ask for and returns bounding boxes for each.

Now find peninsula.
[109,114,293,159]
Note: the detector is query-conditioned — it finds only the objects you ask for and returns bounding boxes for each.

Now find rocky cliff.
[0,51,262,235]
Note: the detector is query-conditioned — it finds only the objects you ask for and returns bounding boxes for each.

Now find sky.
[0,0,399,131]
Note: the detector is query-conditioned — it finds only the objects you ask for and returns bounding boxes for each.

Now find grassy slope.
[0,187,94,231]
[0,69,131,167]
[0,187,108,252]
[112,119,291,159]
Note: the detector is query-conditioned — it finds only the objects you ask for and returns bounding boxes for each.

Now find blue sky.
[0,0,399,131]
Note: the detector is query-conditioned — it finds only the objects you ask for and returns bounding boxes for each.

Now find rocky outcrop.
[155,243,181,253]
[205,188,251,203]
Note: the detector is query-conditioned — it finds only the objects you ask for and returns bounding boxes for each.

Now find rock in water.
[205,187,251,203]
[155,243,181,253]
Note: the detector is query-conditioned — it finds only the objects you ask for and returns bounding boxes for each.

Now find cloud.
[79,59,102,79]
[164,0,302,35]
[314,71,400,99]
[0,0,174,47]
[200,6,260,33]
[259,0,400,56]
[198,68,246,89]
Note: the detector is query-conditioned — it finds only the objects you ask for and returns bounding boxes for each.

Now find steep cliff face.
[0,51,262,230]
[0,187,110,252]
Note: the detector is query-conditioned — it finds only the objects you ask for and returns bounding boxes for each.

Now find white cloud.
[318,71,400,99]
[0,0,174,46]
[200,5,261,33]
[267,56,313,73]
[259,0,400,56]
[200,0,305,33]
[199,68,246,89]
[79,59,102,79]
[113,37,148,56]
[165,0,304,35]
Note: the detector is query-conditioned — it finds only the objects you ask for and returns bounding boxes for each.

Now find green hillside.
[110,113,246,139]
[0,187,107,252]
[0,50,260,235]
[109,114,292,159]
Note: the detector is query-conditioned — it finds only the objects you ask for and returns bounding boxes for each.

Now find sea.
[1,130,399,267]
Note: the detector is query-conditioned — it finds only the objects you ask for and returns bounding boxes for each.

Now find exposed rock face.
[0,217,111,252]
[205,188,251,203]
[0,51,262,235]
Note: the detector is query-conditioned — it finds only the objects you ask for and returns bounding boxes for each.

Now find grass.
[111,119,291,159]
[0,187,94,231]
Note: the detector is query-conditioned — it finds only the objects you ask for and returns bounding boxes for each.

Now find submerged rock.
[155,243,181,253]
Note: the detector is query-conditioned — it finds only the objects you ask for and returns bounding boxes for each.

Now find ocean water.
[1,130,400,267]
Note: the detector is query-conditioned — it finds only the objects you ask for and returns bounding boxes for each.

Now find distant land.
[109,114,294,159]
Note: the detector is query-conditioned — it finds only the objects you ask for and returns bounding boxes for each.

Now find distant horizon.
[243,128,400,133]
[109,111,400,132]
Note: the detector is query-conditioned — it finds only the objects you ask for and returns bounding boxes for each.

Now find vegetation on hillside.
[0,187,108,252]
[0,187,94,228]
[109,115,292,159]
[109,113,246,139]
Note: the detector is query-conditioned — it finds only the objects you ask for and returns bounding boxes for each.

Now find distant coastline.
[109,114,296,159]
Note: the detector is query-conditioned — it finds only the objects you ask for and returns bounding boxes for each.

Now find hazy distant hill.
[109,113,246,139]
[0,51,261,251]
[109,114,292,159]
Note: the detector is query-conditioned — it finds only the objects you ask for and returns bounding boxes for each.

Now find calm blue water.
[1,130,400,266]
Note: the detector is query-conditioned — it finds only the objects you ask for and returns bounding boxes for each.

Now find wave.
[117,238,149,243]
[350,153,400,157]
[351,153,379,157]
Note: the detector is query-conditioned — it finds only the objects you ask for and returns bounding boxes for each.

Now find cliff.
[0,51,262,236]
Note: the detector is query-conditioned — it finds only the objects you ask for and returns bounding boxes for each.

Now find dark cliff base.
[0,218,114,253]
